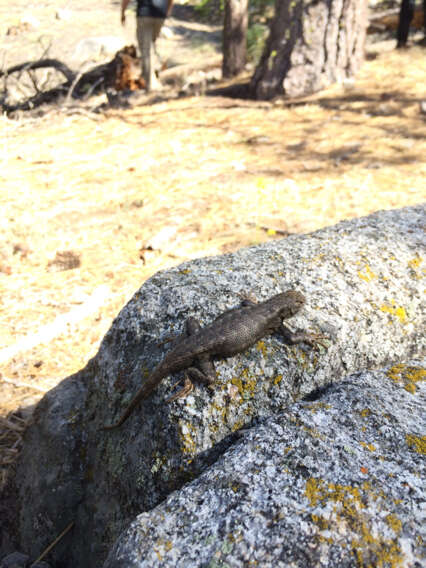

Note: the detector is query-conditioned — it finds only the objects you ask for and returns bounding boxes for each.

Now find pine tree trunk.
[222,0,248,78]
[250,0,369,100]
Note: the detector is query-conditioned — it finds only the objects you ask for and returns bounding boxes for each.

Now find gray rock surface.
[2,206,424,567]
[104,360,425,568]
[0,552,29,568]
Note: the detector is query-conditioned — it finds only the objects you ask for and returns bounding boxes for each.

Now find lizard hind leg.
[166,374,194,402]
[166,317,217,403]
[166,359,217,402]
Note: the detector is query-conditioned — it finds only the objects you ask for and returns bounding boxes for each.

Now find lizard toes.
[309,333,329,350]
[166,375,194,402]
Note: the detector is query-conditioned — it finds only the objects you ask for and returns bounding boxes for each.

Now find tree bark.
[222,0,249,78]
[250,0,369,100]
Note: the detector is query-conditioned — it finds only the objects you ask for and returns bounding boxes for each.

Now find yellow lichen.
[231,419,245,432]
[273,374,283,385]
[256,340,268,356]
[386,514,402,535]
[305,478,404,567]
[380,301,407,323]
[386,365,425,394]
[407,255,423,269]
[305,401,332,413]
[360,442,376,452]
[358,264,377,282]
[302,424,326,440]
[178,421,197,455]
[360,408,371,418]
[406,434,426,455]
[231,374,257,400]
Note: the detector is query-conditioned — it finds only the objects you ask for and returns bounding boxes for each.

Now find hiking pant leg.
[136,16,165,91]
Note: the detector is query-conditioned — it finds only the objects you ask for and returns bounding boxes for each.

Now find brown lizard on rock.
[103,290,326,430]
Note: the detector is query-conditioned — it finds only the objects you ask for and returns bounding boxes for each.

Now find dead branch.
[161,55,222,83]
[0,58,76,82]
[0,46,144,114]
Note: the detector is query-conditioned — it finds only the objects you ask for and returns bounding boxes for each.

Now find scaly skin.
[103,290,325,430]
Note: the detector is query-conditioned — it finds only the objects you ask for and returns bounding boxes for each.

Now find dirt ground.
[0,0,220,71]
[0,1,425,486]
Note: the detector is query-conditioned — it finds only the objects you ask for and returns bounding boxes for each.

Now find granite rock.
[105,361,425,567]
[1,206,424,567]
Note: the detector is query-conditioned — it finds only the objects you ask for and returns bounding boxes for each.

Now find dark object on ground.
[0,46,144,114]
[104,290,325,429]
[47,251,81,272]
[397,0,426,46]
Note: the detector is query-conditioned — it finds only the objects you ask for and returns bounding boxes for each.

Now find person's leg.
[136,17,155,91]
[397,0,415,48]
[152,19,165,84]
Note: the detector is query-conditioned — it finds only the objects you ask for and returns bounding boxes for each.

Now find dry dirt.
[0,1,425,485]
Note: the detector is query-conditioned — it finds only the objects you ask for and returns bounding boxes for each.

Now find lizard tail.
[102,367,163,430]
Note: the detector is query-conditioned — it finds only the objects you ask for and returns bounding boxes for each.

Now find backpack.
[137,0,168,19]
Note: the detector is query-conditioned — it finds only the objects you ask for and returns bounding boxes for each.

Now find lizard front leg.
[167,317,216,401]
[279,323,328,350]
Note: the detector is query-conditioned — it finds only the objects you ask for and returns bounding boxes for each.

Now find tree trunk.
[397,0,415,47]
[250,0,369,100]
[222,0,248,78]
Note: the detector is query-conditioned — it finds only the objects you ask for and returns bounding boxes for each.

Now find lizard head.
[274,290,306,318]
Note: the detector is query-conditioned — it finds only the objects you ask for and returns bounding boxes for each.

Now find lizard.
[103,290,326,430]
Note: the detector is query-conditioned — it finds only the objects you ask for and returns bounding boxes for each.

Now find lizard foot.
[302,333,329,350]
[166,375,194,402]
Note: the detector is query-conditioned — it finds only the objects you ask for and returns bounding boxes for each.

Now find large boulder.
[105,360,425,567]
[1,206,424,567]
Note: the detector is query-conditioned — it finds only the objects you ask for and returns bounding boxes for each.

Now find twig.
[82,76,105,101]
[1,376,49,393]
[38,36,53,60]
[0,415,27,431]
[28,69,41,95]
[0,59,75,82]
[65,69,85,105]
[30,521,75,566]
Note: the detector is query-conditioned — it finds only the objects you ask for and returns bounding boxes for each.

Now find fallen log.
[0,45,145,114]
[161,55,222,84]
